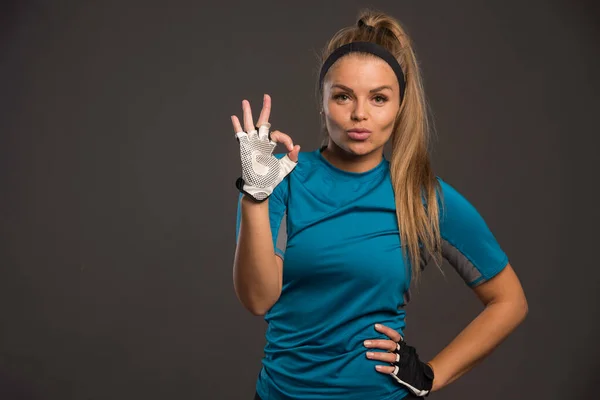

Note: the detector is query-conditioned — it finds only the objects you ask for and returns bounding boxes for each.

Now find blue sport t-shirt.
[235,148,508,400]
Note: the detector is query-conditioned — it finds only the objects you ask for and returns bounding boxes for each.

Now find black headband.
[319,41,406,102]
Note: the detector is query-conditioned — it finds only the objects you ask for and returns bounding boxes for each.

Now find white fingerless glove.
[235,123,297,202]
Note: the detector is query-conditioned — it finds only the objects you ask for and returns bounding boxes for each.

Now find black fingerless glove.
[390,340,434,397]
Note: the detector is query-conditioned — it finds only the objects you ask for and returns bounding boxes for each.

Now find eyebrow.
[330,84,394,93]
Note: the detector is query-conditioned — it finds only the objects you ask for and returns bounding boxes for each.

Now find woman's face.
[322,54,401,157]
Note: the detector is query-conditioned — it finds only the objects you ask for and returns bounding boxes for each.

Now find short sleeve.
[437,178,509,287]
[235,154,289,260]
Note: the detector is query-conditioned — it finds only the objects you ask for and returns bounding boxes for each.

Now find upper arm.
[437,178,509,287]
[472,262,527,308]
[275,254,284,279]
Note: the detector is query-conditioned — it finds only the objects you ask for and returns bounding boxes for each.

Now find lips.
[347,129,371,141]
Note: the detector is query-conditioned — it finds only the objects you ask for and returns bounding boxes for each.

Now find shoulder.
[435,176,463,203]
[433,176,494,237]
[434,176,477,218]
[434,176,501,249]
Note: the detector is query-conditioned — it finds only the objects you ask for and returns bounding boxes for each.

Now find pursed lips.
[347,128,371,133]
[346,129,372,140]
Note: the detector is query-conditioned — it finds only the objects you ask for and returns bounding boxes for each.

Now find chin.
[342,140,378,156]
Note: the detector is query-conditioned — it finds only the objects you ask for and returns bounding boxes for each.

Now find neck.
[321,141,384,173]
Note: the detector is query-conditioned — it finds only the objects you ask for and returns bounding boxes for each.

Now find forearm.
[428,299,528,391]
[233,195,282,315]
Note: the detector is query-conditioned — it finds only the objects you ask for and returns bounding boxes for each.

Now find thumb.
[288,145,301,162]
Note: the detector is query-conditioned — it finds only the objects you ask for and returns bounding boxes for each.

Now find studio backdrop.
[1,0,598,399]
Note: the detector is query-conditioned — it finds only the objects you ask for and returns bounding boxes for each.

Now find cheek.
[325,105,348,130]
[373,109,398,133]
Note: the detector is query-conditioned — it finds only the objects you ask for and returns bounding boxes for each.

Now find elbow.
[233,285,277,317]
[246,291,280,316]
[233,285,281,317]
[487,294,529,326]
[232,262,281,316]
[509,292,529,326]
[517,283,529,318]
[248,306,268,317]
[243,298,276,317]
[519,296,529,322]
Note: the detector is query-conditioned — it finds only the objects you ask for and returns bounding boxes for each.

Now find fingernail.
[375,324,382,329]
[375,365,384,371]
[364,340,372,346]
[366,352,374,358]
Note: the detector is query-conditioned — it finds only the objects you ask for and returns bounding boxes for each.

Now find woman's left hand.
[364,323,434,397]
[364,323,402,374]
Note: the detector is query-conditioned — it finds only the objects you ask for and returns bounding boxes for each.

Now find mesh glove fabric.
[235,122,297,202]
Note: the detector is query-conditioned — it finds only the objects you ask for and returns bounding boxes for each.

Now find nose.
[351,98,368,121]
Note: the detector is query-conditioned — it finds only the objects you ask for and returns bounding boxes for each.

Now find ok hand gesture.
[231,94,300,202]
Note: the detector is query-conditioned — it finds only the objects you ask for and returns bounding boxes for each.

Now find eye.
[333,93,351,102]
[373,95,388,104]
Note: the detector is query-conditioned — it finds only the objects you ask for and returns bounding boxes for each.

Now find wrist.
[241,194,269,208]
[426,361,443,392]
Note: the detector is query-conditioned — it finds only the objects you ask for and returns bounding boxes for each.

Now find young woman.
[231,10,528,400]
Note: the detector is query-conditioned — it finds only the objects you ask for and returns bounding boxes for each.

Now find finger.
[374,324,403,342]
[258,122,271,140]
[231,115,246,139]
[269,130,294,152]
[366,351,399,364]
[278,154,297,177]
[231,115,243,133]
[375,365,396,374]
[288,145,300,163]
[242,100,255,133]
[256,94,271,126]
[363,339,398,352]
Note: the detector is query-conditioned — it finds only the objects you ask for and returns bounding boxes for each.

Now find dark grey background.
[1,0,598,399]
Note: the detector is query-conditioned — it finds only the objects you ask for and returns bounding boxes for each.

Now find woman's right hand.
[231,94,301,161]
[231,94,300,202]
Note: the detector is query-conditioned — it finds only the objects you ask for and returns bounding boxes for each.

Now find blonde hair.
[316,9,444,282]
